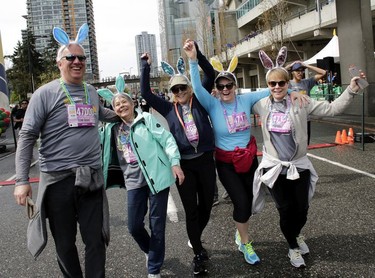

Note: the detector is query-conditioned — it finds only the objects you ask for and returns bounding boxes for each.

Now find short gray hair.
[56,43,85,62]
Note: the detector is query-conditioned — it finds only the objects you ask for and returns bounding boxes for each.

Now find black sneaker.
[193,254,208,276]
[200,248,209,261]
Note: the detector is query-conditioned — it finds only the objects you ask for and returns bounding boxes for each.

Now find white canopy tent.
[304,35,340,65]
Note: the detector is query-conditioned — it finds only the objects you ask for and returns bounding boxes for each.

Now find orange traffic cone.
[335,130,343,144]
[348,127,354,137]
[341,129,349,144]
[348,127,355,145]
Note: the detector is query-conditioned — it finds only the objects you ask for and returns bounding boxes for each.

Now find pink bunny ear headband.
[258,46,288,79]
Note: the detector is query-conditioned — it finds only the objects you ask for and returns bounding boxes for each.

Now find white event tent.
[304,35,340,65]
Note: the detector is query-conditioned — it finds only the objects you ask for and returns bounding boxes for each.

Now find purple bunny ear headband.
[258,46,288,78]
[53,23,89,46]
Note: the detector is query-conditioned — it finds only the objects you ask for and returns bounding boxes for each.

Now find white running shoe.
[288,248,306,268]
[296,235,310,255]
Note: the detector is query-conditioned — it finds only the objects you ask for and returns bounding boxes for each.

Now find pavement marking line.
[307,153,375,179]
[0,160,40,187]
[167,192,179,223]
[6,160,39,181]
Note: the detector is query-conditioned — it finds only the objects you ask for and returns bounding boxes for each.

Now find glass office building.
[25,0,99,82]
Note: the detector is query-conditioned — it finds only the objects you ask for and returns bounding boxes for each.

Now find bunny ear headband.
[98,76,132,105]
[258,46,288,78]
[210,56,239,85]
[53,23,89,46]
[161,57,191,90]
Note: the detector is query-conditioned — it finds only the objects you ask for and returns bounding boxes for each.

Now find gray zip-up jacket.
[252,86,358,214]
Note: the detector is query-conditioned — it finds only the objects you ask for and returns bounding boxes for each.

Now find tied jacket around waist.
[251,86,359,214]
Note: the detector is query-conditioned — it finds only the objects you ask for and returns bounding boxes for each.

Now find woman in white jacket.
[252,48,365,269]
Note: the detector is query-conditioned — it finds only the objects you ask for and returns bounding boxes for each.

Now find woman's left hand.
[172,165,185,185]
[290,91,310,107]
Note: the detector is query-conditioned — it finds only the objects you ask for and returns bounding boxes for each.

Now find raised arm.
[194,41,215,92]
[286,60,326,82]
[183,40,215,110]
[140,53,172,116]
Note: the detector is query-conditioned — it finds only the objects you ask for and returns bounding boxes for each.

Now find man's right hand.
[14,184,32,206]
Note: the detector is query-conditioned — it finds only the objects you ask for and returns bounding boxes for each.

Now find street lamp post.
[168,47,181,65]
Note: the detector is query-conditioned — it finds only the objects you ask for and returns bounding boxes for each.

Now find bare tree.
[257,0,289,58]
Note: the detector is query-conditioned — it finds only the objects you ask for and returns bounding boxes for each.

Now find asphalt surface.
[0,118,375,278]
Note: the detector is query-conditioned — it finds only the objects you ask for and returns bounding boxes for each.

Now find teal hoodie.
[101,112,181,194]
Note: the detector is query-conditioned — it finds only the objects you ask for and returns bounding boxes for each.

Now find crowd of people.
[13,23,366,278]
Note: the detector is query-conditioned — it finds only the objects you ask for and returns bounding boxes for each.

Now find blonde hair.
[266,68,290,82]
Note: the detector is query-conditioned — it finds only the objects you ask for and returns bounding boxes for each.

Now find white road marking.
[307,153,375,179]
[167,191,179,223]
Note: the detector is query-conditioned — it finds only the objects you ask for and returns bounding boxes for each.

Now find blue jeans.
[127,185,169,275]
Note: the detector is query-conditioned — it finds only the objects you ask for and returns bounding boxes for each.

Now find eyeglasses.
[171,84,188,94]
[61,55,87,62]
[268,81,287,87]
[216,83,234,91]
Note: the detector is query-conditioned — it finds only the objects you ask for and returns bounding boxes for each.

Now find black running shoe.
[193,254,208,276]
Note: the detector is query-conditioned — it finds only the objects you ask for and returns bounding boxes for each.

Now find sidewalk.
[310,114,375,130]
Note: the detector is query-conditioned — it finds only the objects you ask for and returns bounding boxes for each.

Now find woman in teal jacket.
[102,91,184,278]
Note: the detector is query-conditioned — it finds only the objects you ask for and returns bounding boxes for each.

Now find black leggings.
[177,151,216,255]
[216,156,258,223]
[269,170,311,249]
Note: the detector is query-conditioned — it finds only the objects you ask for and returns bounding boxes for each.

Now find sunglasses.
[61,55,87,62]
[171,84,188,94]
[216,83,234,91]
[268,81,287,87]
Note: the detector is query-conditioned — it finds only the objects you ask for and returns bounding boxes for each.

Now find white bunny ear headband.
[258,46,288,78]
[161,57,191,89]
[97,76,132,106]
[53,23,89,46]
[210,56,239,86]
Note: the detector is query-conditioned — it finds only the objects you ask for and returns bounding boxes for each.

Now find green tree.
[40,34,60,85]
[6,32,44,100]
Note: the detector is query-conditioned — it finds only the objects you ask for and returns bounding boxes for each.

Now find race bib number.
[227,112,250,134]
[67,104,95,127]
[269,112,291,133]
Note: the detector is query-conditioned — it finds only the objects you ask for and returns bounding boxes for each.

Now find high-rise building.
[135,32,158,77]
[158,0,214,66]
[25,0,99,82]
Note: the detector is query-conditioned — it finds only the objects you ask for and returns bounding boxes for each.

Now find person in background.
[184,42,306,267]
[140,40,216,276]
[102,90,184,278]
[252,48,365,268]
[285,61,326,144]
[13,99,28,130]
[13,23,118,278]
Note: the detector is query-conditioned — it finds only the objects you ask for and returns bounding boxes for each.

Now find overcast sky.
[0,0,161,78]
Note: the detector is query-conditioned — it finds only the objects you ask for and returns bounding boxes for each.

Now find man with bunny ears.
[13,24,119,277]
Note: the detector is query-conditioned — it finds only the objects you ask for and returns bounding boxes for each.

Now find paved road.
[1,121,374,277]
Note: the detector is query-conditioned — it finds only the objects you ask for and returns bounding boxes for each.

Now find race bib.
[67,104,95,127]
[182,106,199,142]
[122,142,137,163]
[268,112,291,133]
[227,112,250,134]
